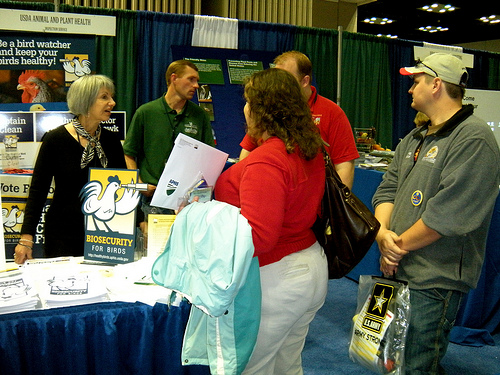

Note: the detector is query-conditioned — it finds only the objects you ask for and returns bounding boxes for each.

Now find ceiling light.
[376,34,398,39]
[418,26,449,33]
[362,17,395,25]
[480,15,500,23]
[419,3,458,13]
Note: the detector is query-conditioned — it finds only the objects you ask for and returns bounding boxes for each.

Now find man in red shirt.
[239,51,359,188]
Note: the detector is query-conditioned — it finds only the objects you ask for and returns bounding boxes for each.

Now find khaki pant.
[243,242,329,375]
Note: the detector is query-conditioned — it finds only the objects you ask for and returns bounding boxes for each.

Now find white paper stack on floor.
[0,271,41,314]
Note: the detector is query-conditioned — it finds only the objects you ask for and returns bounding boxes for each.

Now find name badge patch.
[411,190,423,206]
[422,146,438,163]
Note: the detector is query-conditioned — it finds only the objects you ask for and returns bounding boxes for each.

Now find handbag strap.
[321,145,347,189]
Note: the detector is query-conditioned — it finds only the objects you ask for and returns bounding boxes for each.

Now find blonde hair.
[414,111,429,127]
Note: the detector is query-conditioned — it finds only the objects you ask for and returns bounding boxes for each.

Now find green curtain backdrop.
[341,32,393,149]
[488,57,500,90]
[3,0,500,151]
[0,0,53,11]
[60,5,137,126]
[294,26,338,103]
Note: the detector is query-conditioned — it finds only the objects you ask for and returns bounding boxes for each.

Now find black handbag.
[313,147,381,279]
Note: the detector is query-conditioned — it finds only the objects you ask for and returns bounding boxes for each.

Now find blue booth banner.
[0,111,126,170]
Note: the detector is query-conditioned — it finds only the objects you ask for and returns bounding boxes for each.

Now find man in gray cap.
[372,53,500,373]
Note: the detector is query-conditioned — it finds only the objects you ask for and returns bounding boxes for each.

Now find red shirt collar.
[308,86,318,110]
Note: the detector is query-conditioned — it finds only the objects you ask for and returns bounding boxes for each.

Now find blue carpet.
[303,277,500,375]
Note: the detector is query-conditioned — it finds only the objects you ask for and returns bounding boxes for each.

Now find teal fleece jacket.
[152,201,261,374]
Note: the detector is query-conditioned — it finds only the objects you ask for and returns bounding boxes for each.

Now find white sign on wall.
[414,43,474,68]
[463,88,500,149]
[0,9,116,36]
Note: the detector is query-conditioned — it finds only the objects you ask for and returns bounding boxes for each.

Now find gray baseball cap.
[400,53,468,87]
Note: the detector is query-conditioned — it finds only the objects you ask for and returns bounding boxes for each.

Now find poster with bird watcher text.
[81,168,141,264]
[0,31,96,112]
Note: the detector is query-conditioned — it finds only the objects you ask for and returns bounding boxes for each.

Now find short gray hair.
[67,74,115,116]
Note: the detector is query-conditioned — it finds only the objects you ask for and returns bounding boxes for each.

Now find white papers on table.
[38,272,109,308]
[0,256,187,313]
[23,258,109,309]
[0,271,41,314]
[106,257,174,306]
[25,257,73,266]
[151,133,228,210]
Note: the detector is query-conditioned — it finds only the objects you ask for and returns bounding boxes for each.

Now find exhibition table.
[0,167,496,375]
[0,301,211,375]
[348,167,500,346]
[0,257,212,375]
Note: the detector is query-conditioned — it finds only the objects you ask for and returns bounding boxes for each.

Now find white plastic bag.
[349,275,411,374]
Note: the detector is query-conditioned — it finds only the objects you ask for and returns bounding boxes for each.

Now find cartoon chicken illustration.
[79,176,141,233]
[17,70,55,103]
[2,205,23,232]
[62,57,92,77]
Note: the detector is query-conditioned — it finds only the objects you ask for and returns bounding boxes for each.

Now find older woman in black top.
[14,74,126,264]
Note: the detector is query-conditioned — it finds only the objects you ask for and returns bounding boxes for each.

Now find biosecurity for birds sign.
[80,168,141,264]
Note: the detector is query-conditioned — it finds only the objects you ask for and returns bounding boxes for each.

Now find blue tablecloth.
[347,168,385,280]
[0,301,211,375]
[348,167,500,347]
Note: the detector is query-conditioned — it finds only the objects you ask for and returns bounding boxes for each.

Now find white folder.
[151,133,228,210]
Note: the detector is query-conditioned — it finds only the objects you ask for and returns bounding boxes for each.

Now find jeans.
[404,288,463,375]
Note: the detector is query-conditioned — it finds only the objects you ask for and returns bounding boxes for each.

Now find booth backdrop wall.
[1,0,499,348]
[2,0,500,155]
